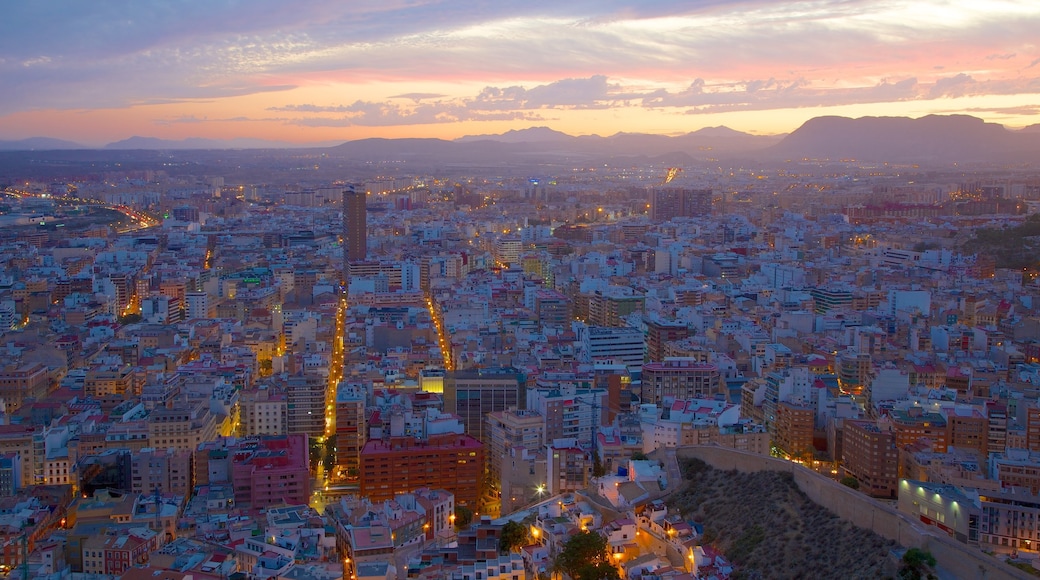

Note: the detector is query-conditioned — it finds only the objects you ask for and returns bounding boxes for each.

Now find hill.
[0,137,86,151]
[768,114,1040,163]
[668,458,897,579]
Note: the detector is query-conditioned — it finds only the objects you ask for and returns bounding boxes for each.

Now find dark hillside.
[668,458,897,579]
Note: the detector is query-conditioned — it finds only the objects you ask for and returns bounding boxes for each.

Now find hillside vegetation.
[668,459,898,579]
[964,212,1040,269]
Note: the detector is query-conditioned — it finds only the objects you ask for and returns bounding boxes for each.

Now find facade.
[238,386,288,436]
[989,449,1040,494]
[889,407,948,453]
[775,402,815,458]
[641,359,721,404]
[580,325,645,373]
[546,438,591,495]
[85,365,135,398]
[0,363,50,412]
[493,237,522,267]
[587,293,646,327]
[946,408,988,457]
[486,409,544,486]
[842,419,898,498]
[131,448,193,497]
[285,374,327,438]
[343,184,367,270]
[184,291,211,319]
[897,480,979,546]
[527,388,608,448]
[359,433,483,507]
[82,529,159,576]
[680,422,770,455]
[443,367,525,445]
[533,290,572,330]
[147,400,219,452]
[335,382,367,480]
[195,434,310,508]
[0,452,19,496]
[648,187,712,221]
[645,320,690,363]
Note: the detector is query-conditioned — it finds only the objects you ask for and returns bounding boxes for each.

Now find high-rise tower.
[342,184,367,279]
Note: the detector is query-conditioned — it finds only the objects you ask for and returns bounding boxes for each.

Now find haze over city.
[2,0,1040,145]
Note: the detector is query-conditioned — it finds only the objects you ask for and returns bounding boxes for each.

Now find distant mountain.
[104,136,341,150]
[455,126,575,143]
[448,126,780,161]
[689,126,750,138]
[768,114,1040,163]
[0,137,86,151]
[13,115,1038,166]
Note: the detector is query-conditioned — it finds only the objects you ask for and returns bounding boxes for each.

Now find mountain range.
[4,115,1040,165]
[0,137,87,151]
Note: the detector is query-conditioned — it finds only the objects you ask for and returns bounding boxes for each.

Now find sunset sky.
[2,0,1040,145]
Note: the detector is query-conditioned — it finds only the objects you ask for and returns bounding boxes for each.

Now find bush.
[840,476,860,489]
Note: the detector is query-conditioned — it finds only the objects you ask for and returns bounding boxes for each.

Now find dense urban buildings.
[2,134,1040,578]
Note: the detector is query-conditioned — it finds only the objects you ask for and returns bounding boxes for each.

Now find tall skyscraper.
[342,184,367,279]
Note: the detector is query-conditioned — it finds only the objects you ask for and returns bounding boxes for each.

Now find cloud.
[389,93,448,101]
[928,73,975,98]
[958,105,1040,116]
[155,115,270,125]
[469,76,637,110]
[268,104,356,113]
[272,70,1040,127]
[2,0,1040,124]
[284,99,546,127]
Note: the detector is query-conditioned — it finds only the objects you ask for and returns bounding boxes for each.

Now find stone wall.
[675,445,1032,580]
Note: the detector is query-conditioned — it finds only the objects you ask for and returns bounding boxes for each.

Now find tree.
[898,548,937,580]
[592,451,608,478]
[117,313,142,325]
[631,451,648,461]
[454,506,474,529]
[552,530,621,580]
[499,520,530,553]
[840,476,860,490]
[323,437,336,468]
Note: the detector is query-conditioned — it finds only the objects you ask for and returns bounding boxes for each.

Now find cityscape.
[3,2,1040,580]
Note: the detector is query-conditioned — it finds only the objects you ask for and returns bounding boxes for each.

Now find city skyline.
[2,0,1040,146]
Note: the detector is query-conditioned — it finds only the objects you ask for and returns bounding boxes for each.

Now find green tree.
[454,506,474,529]
[323,437,337,468]
[631,451,648,461]
[308,438,323,470]
[499,520,530,553]
[898,548,937,580]
[117,313,142,325]
[552,530,621,580]
[592,451,608,477]
[840,476,860,490]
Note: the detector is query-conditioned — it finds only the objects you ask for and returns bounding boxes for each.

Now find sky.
[1,0,1040,146]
